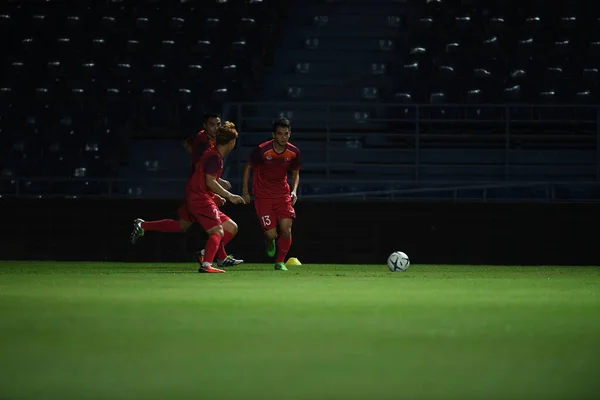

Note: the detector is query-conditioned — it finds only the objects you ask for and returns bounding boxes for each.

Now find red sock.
[216,230,235,261]
[275,235,292,263]
[141,219,181,233]
[203,233,222,264]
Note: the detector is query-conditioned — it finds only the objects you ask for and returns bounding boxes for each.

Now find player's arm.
[291,169,300,194]
[206,174,234,199]
[290,169,300,205]
[218,178,231,190]
[242,163,253,203]
[203,154,245,204]
[206,174,245,204]
[242,147,263,203]
[290,151,302,205]
[183,136,194,154]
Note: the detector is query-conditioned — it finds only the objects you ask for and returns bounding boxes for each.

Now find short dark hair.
[204,112,221,123]
[215,121,238,145]
[273,117,291,131]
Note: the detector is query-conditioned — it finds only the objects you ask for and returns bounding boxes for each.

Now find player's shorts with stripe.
[178,198,230,231]
[254,196,295,231]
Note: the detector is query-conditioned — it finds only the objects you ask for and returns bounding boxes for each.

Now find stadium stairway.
[227,0,411,188]
[119,138,239,198]
[119,139,189,199]
[239,0,408,130]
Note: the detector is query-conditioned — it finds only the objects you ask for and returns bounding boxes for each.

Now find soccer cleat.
[195,251,225,273]
[265,239,276,257]
[130,218,145,244]
[217,254,244,268]
[274,262,288,271]
[198,265,226,273]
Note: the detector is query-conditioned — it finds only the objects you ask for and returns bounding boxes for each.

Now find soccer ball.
[387,251,410,272]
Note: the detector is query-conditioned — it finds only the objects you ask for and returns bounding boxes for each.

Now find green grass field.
[1,262,599,400]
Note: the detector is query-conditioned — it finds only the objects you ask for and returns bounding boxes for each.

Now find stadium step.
[285,49,397,63]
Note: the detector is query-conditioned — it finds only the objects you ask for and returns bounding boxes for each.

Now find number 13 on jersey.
[261,215,272,228]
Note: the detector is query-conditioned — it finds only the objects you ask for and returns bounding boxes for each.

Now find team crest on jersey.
[285,157,290,161]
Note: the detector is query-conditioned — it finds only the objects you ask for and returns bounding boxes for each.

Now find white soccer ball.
[387,251,410,272]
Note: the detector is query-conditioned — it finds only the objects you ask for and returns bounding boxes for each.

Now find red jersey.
[249,140,301,199]
[188,130,215,174]
[185,147,223,201]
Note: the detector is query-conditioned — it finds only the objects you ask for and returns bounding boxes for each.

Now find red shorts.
[254,196,296,231]
[178,199,230,232]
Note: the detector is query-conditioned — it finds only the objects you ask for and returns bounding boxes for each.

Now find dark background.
[1,197,597,266]
[1,0,599,267]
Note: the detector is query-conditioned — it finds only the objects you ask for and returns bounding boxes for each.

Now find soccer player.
[188,121,246,273]
[130,113,243,268]
[242,117,301,271]
[183,113,221,171]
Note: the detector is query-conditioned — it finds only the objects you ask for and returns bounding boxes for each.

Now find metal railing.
[1,177,599,203]
[223,102,600,184]
[1,103,599,202]
[300,181,600,202]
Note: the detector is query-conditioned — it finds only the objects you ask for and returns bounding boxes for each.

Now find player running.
[242,117,301,271]
[186,121,246,273]
[130,113,243,268]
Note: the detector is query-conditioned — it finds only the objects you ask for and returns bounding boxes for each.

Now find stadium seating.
[224,0,599,201]
[395,0,600,105]
[0,0,286,195]
[1,0,598,201]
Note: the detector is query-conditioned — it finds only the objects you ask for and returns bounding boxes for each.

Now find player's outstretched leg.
[274,218,293,271]
[130,218,191,244]
[216,219,243,268]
